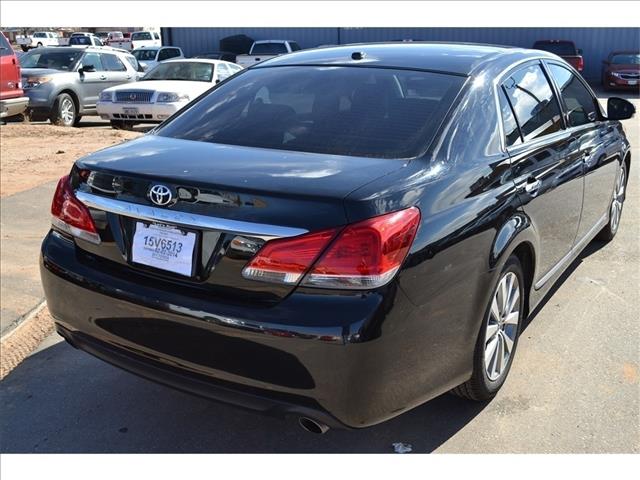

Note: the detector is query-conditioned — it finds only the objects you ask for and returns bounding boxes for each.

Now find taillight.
[577,57,584,71]
[242,228,338,285]
[51,175,100,244]
[242,207,420,290]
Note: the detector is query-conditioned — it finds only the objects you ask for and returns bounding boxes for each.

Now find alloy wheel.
[610,165,626,234]
[484,271,520,381]
[60,98,75,125]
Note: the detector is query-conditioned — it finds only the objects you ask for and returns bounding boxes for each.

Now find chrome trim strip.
[75,191,308,239]
[534,212,608,290]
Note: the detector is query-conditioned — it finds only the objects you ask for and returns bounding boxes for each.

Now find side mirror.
[215,79,220,84]
[79,64,96,73]
[577,48,583,55]
[607,97,636,120]
[602,59,610,65]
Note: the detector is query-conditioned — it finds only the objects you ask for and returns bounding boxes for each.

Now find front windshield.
[20,50,82,71]
[611,53,640,65]
[142,62,214,82]
[133,49,158,61]
[132,32,152,41]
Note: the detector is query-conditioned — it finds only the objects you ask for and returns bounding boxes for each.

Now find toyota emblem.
[129,93,136,101]
[148,184,174,206]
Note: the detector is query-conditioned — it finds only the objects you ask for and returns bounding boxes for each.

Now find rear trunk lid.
[73,134,405,304]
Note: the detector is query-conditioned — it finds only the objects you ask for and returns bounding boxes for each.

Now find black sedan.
[40,43,634,433]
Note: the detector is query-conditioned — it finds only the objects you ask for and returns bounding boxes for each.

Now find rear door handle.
[99,75,107,80]
[524,177,542,196]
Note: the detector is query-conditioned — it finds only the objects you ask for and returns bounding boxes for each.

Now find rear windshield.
[610,53,640,65]
[133,49,158,61]
[156,66,465,159]
[533,41,577,56]
[251,42,288,55]
[20,50,82,70]
[142,61,214,82]
[132,32,152,41]
[69,36,92,45]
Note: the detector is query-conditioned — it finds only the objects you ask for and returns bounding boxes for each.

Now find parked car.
[95,31,109,43]
[532,40,584,72]
[40,43,634,432]
[131,46,184,71]
[16,31,60,52]
[68,34,103,47]
[108,31,161,51]
[0,31,29,119]
[107,31,125,45]
[97,58,241,128]
[602,51,640,90]
[20,46,140,126]
[194,51,237,63]
[236,40,301,67]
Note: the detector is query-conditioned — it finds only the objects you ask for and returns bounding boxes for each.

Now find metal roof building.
[161,27,639,82]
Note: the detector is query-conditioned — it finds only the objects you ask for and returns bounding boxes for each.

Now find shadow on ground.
[0,339,485,453]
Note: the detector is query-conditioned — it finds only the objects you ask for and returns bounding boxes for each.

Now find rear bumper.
[0,96,29,118]
[40,230,459,428]
[97,101,183,122]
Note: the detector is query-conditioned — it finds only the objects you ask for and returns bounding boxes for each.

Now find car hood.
[608,64,640,72]
[105,80,213,95]
[20,68,71,77]
[77,134,406,202]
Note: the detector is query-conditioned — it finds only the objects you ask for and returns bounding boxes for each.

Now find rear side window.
[156,66,465,159]
[502,64,563,142]
[289,42,302,52]
[251,43,288,55]
[102,53,127,72]
[547,64,598,127]
[498,89,522,147]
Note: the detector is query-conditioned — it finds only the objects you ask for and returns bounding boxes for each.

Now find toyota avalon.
[40,43,634,433]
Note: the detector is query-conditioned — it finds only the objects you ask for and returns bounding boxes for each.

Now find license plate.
[131,222,196,276]
[628,80,638,86]
[123,107,139,115]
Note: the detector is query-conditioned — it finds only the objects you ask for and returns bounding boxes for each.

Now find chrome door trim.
[534,212,608,290]
[75,191,308,240]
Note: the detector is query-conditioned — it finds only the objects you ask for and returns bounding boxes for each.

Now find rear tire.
[452,256,525,401]
[49,93,77,127]
[597,161,627,242]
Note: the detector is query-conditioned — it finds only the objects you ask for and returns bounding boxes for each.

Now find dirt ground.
[0,121,142,198]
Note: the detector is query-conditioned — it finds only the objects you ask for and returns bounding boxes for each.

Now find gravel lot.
[0,92,638,452]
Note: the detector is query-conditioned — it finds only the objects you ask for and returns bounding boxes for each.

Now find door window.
[157,49,170,61]
[102,53,126,72]
[0,34,12,56]
[167,48,181,59]
[547,64,598,127]
[498,89,522,147]
[81,52,105,71]
[502,64,563,142]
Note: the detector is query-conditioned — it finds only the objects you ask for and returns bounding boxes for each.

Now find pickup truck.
[108,31,162,51]
[236,40,301,68]
[0,31,29,119]
[16,31,60,52]
[532,40,584,73]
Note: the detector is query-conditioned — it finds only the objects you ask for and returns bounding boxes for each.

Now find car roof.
[609,50,640,55]
[162,58,225,65]
[256,42,550,76]
[254,40,296,43]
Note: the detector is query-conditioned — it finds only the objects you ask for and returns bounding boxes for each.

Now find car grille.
[620,73,639,80]
[115,91,154,103]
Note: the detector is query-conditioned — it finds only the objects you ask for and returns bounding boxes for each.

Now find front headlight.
[24,76,53,88]
[156,92,190,103]
[99,91,113,102]
[611,72,622,78]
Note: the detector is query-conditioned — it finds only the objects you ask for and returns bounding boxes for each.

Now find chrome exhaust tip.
[298,416,330,434]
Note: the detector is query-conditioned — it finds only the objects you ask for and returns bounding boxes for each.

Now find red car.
[0,31,29,119]
[602,51,640,91]
[532,40,584,72]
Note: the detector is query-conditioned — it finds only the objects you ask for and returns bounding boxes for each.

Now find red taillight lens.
[242,228,338,284]
[577,57,584,71]
[303,207,420,289]
[51,175,100,244]
[242,207,420,289]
